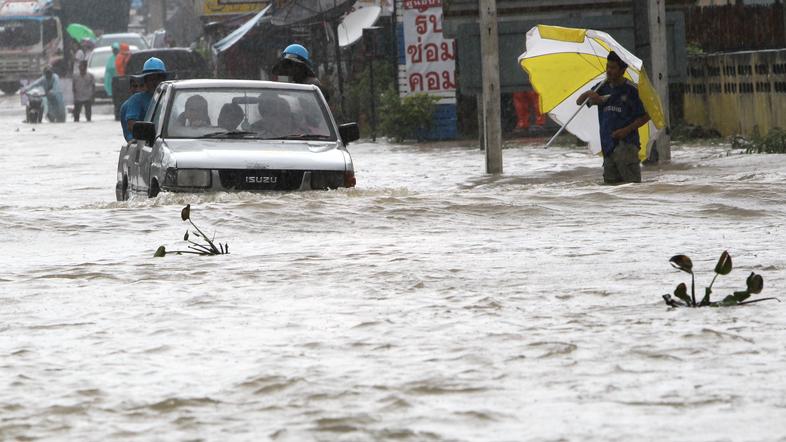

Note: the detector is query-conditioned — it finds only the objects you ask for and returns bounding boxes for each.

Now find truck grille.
[218,169,305,191]
[0,56,38,74]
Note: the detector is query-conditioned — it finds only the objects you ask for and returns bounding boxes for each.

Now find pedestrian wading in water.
[577,51,650,184]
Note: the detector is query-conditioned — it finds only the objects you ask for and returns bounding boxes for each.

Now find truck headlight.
[167,169,211,188]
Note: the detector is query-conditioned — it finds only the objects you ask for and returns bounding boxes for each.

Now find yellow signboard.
[201,0,266,16]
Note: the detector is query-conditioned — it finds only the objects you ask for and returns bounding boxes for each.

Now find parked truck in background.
[0,0,64,94]
[0,0,130,95]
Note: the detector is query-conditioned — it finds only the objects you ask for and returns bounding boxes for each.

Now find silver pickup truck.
[116,79,358,200]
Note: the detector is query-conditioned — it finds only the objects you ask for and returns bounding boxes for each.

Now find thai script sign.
[402,0,456,97]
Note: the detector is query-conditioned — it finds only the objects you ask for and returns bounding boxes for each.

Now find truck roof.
[0,0,54,17]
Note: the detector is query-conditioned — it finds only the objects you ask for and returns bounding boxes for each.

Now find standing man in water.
[121,57,168,140]
[72,60,95,122]
[577,51,650,184]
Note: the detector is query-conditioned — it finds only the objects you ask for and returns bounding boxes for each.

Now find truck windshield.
[0,19,41,49]
[165,88,336,141]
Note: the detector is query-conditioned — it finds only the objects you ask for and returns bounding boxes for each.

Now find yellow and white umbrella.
[518,25,666,159]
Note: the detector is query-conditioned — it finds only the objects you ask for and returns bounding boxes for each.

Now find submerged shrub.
[734,127,786,154]
[379,88,441,142]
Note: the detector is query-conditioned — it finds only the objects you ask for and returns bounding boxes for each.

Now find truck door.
[139,85,169,192]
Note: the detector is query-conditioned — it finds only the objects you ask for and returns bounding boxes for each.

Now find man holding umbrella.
[73,38,95,76]
[519,25,667,183]
[577,51,650,184]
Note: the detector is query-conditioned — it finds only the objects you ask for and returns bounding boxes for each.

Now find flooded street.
[2,96,786,441]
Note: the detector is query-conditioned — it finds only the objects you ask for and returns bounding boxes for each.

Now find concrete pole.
[477,94,485,151]
[147,0,165,34]
[649,0,670,162]
[479,0,502,173]
[634,0,671,162]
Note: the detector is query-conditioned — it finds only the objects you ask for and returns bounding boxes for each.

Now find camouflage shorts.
[603,142,641,184]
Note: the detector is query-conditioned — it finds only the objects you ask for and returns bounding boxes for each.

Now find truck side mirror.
[339,123,359,145]
[132,121,156,146]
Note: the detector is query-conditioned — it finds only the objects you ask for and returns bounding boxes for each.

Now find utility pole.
[479,0,502,173]
[634,0,671,162]
[147,0,166,33]
[334,22,346,118]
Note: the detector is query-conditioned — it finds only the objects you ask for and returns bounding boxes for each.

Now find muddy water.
[1,97,786,441]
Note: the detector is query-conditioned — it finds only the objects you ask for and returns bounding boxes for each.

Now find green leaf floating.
[714,250,732,275]
[673,283,692,305]
[669,255,693,274]
[747,272,763,294]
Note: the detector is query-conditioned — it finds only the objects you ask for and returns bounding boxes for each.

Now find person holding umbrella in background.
[73,38,95,77]
[65,23,96,76]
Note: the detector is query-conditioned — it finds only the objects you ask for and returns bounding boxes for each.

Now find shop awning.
[212,5,271,54]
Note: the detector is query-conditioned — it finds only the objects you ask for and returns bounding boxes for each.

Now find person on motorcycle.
[22,67,66,123]
[122,57,168,140]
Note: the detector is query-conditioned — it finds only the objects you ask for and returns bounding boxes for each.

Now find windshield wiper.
[198,130,258,138]
[264,134,334,141]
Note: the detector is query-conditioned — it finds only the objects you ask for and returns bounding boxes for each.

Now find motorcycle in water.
[21,87,45,124]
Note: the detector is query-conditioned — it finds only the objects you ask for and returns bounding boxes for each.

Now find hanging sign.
[402,0,456,96]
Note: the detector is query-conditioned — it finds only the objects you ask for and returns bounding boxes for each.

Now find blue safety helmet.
[141,57,167,76]
[282,44,309,64]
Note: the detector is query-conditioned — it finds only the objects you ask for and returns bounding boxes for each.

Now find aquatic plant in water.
[662,251,779,307]
[732,127,786,154]
[154,204,229,257]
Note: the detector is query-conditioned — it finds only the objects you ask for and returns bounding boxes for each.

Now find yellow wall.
[684,50,786,137]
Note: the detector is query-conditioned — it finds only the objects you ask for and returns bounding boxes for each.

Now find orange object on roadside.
[513,91,546,129]
[115,43,131,76]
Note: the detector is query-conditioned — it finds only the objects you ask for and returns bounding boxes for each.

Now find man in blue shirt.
[577,51,650,184]
[119,77,143,141]
[120,57,168,142]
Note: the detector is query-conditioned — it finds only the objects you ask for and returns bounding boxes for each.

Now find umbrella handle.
[544,80,605,149]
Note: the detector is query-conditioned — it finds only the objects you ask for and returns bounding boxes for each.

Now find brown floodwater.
[1,96,785,441]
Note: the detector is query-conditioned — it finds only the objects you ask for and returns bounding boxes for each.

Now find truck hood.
[163,138,349,171]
